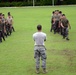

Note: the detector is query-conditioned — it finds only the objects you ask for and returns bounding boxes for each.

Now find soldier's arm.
[51,17,53,23]
[33,34,35,41]
[4,25,6,33]
[68,23,71,29]
[61,23,64,28]
[11,19,13,25]
[11,20,13,25]
[44,34,46,41]
[59,21,61,27]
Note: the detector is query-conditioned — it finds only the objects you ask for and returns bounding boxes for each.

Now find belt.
[35,45,45,47]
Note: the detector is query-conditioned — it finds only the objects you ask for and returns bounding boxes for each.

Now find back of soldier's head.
[2,14,5,16]
[8,12,11,16]
[62,14,66,19]
[37,25,42,31]
[62,14,65,16]
[59,11,62,14]
[52,11,55,14]
[55,10,59,15]
[0,13,2,16]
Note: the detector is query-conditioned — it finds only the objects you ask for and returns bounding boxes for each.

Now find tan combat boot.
[36,68,40,74]
[43,68,48,74]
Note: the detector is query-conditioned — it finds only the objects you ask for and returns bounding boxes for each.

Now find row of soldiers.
[0,12,15,43]
[50,10,71,40]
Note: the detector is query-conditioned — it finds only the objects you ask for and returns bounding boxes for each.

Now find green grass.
[0,6,76,75]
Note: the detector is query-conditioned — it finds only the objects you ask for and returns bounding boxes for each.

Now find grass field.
[0,6,76,75]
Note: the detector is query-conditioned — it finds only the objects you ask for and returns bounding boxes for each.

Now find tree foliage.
[0,0,76,7]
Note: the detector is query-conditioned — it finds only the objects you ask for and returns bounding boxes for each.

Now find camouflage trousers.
[34,46,47,69]
[62,27,69,38]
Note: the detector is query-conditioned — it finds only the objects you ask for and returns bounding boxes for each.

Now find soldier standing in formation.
[0,12,15,43]
[33,25,47,74]
[50,10,71,40]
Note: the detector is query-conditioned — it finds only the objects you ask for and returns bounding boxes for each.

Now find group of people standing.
[50,10,71,40]
[0,12,15,43]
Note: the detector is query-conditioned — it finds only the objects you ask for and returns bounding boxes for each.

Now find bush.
[0,2,33,7]
[0,2,10,7]
[0,0,76,7]
[66,0,76,5]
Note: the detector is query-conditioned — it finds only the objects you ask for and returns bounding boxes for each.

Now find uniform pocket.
[34,50,40,58]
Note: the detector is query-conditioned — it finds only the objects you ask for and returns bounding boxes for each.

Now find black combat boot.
[66,38,69,41]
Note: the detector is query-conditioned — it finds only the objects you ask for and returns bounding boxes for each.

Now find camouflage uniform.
[34,46,47,69]
[2,17,7,37]
[52,14,60,33]
[61,18,69,39]
[7,16,13,35]
[0,23,5,42]
[33,31,47,70]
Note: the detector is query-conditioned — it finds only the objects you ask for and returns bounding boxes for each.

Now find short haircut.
[8,12,11,16]
[52,11,55,14]
[59,11,62,14]
[62,14,65,16]
[55,10,59,12]
[0,13,2,16]
[37,25,42,30]
[2,14,5,16]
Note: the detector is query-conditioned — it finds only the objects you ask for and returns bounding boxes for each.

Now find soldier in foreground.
[33,25,47,74]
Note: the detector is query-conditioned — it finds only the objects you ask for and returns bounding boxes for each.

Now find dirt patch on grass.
[60,50,76,64]
[48,49,76,72]
[60,49,76,56]
[60,49,76,72]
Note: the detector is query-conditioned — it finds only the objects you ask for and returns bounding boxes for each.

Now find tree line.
[0,0,76,7]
